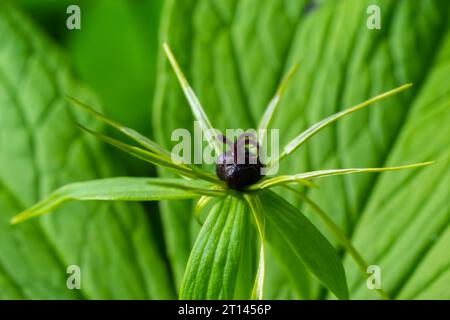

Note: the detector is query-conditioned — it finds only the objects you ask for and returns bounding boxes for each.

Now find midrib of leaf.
[204,197,237,298]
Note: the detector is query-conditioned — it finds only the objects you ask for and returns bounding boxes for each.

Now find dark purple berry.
[215,134,264,190]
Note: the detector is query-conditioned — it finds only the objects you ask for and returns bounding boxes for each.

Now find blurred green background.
[0,0,449,299]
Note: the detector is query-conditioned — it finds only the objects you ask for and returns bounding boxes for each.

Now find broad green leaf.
[68,95,221,183]
[343,27,450,299]
[260,190,349,299]
[0,4,174,299]
[282,185,389,299]
[6,0,448,300]
[68,0,162,138]
[154,0,450,299]
[179,196,251,299]
[263,216,316,299]
[77,125,199,179]
[11,178,220,224]
[77,122,220,183]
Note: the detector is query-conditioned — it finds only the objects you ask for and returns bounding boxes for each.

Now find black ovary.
[216,150,264,190]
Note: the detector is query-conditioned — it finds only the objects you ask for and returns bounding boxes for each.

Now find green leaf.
[257,63,299,146]
[153,0,313,293]
[68,98,220,183]
[11,178,219,224]
[68,0,162,138]
[273,84,412,165]
[67,96,173,158]
[252,161,434,190]
[180,196,250,299]
[282,185,390,299]
[260,190,349,300]
[155,0,450,299]
[163,43,222,154]
[343,28,450,299]
[0,4,174,299]
[244,194,266,300]
[77,124,200,179]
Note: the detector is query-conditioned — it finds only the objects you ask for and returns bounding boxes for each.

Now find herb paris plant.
[11,43,433,300]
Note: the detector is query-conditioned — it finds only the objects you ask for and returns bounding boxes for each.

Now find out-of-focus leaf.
[68,0,162,176]
[344,29,450,299]
[0,4,174,299]
[180,196,250,299]
[69,0,161,136]
[244,194,266,300]
[14,0,83,41]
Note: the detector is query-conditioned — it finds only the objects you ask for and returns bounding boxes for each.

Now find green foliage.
[154,0,450,299]
[260,190,349,300]
[11,178,218,224]
[0,0,449,300]
[0,3,174,299]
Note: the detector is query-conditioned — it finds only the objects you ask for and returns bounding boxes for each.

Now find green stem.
[244,194,266,300]
[283,185,390,300]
